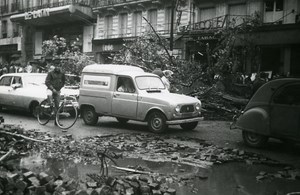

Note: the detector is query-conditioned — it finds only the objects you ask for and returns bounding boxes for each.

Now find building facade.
[178,0,300,76]
[1,0,300,76]
[1,0,94,71]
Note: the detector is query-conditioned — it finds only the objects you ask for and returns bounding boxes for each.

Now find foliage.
[113,32,172,71]
[42,35,94,75]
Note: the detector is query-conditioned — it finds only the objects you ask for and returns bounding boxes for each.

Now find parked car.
[79,64,203,133]
[0,73,79,117]
[233,78,300,147]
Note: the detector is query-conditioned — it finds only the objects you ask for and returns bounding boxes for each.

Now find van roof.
[82,64,144,74]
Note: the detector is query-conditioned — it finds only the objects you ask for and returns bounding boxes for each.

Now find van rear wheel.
[82,107,98,125]
[242,131,268,148]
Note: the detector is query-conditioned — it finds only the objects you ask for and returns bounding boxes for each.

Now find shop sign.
[25,8,50,20]
[179,15,226,34]
[103,44,114,51]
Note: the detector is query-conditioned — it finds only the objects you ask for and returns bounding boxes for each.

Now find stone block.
[86,182,97,189]
[23,171,35,178]
[16,180,27,191]
[75,190,89,195]
[35,186,46,195]
[106,176,116,187]
[152,189,162,195]
[39,172,52,185]
[167,188,176,195]
[28,177,40,187]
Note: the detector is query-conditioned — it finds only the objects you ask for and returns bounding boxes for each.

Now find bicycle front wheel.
[37,100,53,125]
[55,102,78,130]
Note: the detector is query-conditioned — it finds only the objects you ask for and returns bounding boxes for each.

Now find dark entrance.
[290,44,300,77]
[261,47,283,75]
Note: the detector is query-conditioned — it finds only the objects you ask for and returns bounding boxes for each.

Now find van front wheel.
[147,111,167,133]
[82,107,98,126]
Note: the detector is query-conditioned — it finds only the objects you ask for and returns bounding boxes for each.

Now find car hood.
[142,91,200,105]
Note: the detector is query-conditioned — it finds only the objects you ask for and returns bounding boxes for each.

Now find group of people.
[152,67,173,91]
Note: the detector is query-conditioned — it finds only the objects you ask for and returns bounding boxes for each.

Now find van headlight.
[175,105,180,113]
[195,103,201,111]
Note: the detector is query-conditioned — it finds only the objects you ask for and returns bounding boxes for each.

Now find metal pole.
[170,0,175,51]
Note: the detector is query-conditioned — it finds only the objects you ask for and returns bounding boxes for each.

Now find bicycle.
[37,95,79,130]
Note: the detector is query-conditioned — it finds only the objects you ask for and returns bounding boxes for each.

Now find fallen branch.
[111,165,152,175]
[0,148,14,163]
[0,130,47,143]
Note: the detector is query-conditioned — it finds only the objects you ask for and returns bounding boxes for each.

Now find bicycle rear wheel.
[55,102,78,130]
[37,100,53,125]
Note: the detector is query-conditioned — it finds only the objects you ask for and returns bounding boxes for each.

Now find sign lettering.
[103,44,113,51]
[179,15,226,33]
[25,8,50,20]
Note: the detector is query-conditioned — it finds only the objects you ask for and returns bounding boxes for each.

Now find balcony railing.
[93,0,152,7]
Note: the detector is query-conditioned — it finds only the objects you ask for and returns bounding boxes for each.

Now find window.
[13,22,20,37]
[12,76,23,87]
[265,0,283,12]
[104,15,113,38]
[1,20,7,38]
[198,7,215,22]
[117,77,135,93]
[273,84,300,105]
[0,76,12,86]
[119,13,128,37]
[264,0,284,23]
[228,4,246,26]
[148,9,157,30]
[132,11,142,36]
[165,7,176,33]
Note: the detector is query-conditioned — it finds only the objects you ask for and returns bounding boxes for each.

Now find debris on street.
[1,124,299,195]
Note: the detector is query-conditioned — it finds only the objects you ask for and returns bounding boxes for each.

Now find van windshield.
[136,76,165,90]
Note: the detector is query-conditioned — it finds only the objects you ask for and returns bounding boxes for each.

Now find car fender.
[236,107,270,135]
[143,106,169,121]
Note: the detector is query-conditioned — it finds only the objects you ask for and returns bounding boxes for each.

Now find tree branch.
[0,131,47,143]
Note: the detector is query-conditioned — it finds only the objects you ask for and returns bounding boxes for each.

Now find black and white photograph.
[0,0,300,194]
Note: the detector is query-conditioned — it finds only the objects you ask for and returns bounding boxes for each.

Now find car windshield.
[136,76,165,90]
[25,75,46,86]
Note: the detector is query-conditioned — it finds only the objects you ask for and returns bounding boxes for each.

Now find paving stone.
[23,171,35,178]
[39,172,52,185]
[35,186,46,195]
[75,190,89,195]
[16,179,27,191]
[152,189,162,195]
[167,188,176,195]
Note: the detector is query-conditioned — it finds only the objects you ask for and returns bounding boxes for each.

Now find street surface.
[1,109,300,167]
[1,109,300,195]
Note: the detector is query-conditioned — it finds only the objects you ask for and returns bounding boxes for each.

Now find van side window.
[117,77,135,93]
[273,84,300,105]
[12,76,23,86]
[0,76,12,86]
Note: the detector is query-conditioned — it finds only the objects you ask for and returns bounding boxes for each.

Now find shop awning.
[10,5,93,26]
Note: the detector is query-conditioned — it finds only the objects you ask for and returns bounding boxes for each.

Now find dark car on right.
[233,78,300,147]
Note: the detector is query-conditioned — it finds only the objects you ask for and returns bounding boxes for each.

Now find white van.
[79,64,203,133]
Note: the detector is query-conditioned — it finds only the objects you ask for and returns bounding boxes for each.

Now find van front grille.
[180,105,194,113]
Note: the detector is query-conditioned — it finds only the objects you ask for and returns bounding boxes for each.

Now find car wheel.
[242,131,268,148]
[116,117,129,124]
[30,102,39,118]
[180,122,198,130]
[147,111,167,133]
[82,107,98,126]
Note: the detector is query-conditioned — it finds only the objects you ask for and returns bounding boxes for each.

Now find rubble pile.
[1,125,300,195]
[187,86,248,121]
[0,169,179,195]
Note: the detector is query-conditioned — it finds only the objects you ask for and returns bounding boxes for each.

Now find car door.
[111,76,138,118]
[8,76,25,108]
[270,83,300,138]
[0,76,13,106]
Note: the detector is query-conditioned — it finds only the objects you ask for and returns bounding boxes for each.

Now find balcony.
[18,0,91,13]
[93,0,158,9]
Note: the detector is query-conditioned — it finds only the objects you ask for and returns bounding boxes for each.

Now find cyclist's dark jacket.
[45,68,66,91]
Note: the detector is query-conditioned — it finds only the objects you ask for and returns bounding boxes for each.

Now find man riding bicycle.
[45,65,66,125]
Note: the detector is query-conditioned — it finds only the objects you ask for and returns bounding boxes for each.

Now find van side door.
[112,76,138,118]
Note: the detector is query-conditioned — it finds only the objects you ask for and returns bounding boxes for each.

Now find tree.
[42,35,94,75]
